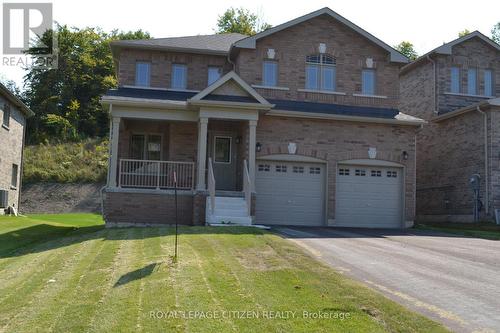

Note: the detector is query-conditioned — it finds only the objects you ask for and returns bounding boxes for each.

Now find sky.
[1,0,499,89]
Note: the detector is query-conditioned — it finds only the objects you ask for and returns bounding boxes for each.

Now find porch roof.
[102,87,424,124]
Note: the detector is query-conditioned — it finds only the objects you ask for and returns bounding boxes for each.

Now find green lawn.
[0,214,448,332]
[416,221,500,240]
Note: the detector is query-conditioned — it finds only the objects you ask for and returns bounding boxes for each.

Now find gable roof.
[0,82,34,117]
[232,7,408,63]
[401,31,500,74]
[189,71,273,109]
[110,33,247,56]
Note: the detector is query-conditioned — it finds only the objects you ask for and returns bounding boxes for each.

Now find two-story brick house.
[400,31,500,222]
[101,7,425,228]
[0,82,33,215]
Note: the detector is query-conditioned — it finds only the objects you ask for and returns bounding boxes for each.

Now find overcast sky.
[1,0,499,88]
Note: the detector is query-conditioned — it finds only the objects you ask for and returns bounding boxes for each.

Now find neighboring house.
[0,82,33,214]
[400,31,500,222]
[101,7,425,228]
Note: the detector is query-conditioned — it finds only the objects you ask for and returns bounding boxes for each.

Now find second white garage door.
[335,164,403,228]
[255,161,325,226]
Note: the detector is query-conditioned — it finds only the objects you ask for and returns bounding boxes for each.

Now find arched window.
[305,54,336,91]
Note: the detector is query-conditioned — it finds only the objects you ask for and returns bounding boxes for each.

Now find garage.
[335,163,403,228]
[255,160,325,226]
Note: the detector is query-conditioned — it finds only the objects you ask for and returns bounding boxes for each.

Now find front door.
[208,132,237,190]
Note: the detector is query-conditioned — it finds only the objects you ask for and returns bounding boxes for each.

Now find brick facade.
[256,115,417,223]
[0,95,26,213]
[400,36,500,221]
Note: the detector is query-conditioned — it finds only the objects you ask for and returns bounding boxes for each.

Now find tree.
[216,7,271,36]
[23,26,150,143]
[492,22,500,44]
[394,41,418,61]
[458,29,471,37]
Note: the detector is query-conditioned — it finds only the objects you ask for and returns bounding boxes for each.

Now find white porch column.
[196,117,209,190]
[248,120,257,191]
[109,116,121,188]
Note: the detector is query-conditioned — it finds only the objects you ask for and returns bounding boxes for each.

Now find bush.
[23,138,109,183]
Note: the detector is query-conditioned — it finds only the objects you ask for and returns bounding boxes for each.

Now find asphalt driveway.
[275,226,500,333]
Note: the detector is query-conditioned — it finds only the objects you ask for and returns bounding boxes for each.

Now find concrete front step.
[206,195,251,226]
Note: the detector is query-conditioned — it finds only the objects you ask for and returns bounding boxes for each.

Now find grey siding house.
[0,82,33,214]
[400,32,500,222]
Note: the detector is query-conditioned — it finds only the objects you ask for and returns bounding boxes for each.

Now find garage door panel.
[256,161,325,226]
[335,164,403,228]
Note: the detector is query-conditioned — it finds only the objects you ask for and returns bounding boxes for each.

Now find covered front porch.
[101,71,272,225]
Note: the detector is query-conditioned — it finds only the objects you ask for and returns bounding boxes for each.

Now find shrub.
[23,138,109,183]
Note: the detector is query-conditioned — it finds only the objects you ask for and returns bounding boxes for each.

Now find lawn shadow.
[0,223,265,259]
[114,263,158,287]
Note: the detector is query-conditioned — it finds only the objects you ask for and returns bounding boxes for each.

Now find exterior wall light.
[256,142,262,152]
[402,151,409,160]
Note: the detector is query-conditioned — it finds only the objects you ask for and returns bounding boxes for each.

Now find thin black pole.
[174,171,178,261]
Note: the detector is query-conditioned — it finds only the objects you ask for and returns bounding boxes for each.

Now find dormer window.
[135,62,151,87]
[171,64,187,89]
[305,54,336,91]
[262,60,278,87]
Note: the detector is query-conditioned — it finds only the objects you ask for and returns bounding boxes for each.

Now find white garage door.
[255,161,325,226]
[335,164,403,228]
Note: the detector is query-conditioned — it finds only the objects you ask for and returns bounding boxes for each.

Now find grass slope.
[23,139,109,183]
[0,214,448,332]
[416,221,500,240]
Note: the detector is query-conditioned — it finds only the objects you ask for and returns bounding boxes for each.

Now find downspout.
[227,46,236,72]
[426,55,438,114]
[18,117,27,213]
[101,103,113,217]
[477,106,489,216]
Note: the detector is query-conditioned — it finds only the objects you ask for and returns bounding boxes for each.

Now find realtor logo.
[2,2,57,68]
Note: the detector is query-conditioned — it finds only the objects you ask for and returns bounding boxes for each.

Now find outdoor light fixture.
[256,142,262,152]
[402,151,408,160]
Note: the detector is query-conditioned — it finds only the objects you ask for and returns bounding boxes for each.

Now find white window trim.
[305,54,337,92]
[135,62,151,87]
[130,132,164,161]
[213,136,232,164]
[361,69,376,96]
[251,84,290,91]
[262,60,278,87]
[298,88,346,96]
[353,93,388,99]
[443,92,493,99]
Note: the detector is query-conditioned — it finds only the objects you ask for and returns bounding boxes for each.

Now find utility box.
[0,190,8,208]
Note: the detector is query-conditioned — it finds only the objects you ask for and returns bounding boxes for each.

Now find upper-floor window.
[208,66,222,85]
[484,69,493,97]
[135,62,151,87]
[467,68,477,95]
[2,104,10,128]
[262,60,278,87]
[362,69,375,95]
[450,67,460,93]
[171,64,187,89]
[305,54,336,91]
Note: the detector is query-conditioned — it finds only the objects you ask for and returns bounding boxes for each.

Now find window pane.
[263,61,277,86]
[214,137,231,163]
[467,68,477,95]
[130,134,145,160]
[306,65,319,90]
[484,70,493,96]
[147,135,162,160]
[362,70,375,95]
[207,67,221,85]
[321,66,335,91]
[2,104,10,127]
[306,55,321,63]
[11,164,18,187]
[135,62,150,87]
[171,64,187,89]
[450,67,460,93]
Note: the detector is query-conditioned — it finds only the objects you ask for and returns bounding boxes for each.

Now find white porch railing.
[118,159,195,190]
[208,157,216,214]
[243,159,251,216]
